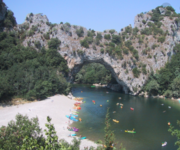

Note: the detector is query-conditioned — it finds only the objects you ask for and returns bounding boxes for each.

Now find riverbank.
[0,95,98,149]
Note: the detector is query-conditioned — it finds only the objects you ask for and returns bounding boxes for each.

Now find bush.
[123,49,129,55]
[77,49,84,55]
[111,35,121,44]
[3,10,17,29]
[34,41,41,49]
[152,44,158,49]
[109,29,115,34]
[132,67,141,78]
[43,32,50,40]
[141,28,152,35]
[100,48,104,53]
[80,39,89,48]
[125,26,132,34]
[0,114,43,149]
[142,20,146,24]
[96,32,102,40]
[158,36,165,43]
[76,27,84,37]
[104,34,111,40]
[133,27,139,35]
[85,36,93,44]
[48,38,61,49]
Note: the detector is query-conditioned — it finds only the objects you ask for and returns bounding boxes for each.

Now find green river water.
[71,85,180,150]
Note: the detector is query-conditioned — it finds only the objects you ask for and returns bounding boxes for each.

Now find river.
[71,85,180,150]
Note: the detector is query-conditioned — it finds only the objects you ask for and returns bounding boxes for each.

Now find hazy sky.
[4,0,180,32]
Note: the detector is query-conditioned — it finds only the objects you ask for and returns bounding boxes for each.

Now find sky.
[4,0,180,32]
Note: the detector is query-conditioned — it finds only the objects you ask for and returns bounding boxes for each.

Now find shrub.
[152,44,158,49]
[109,42,115,48]
[141,28,152,35]
[48,38,61,49]
[100,48,104,53]
[132,49,139,60]
[87,30,95,37]
[93,45,96,50]
[158,36,165,43]
[109,29,115,34]
[3,10,17,29]
[111,35,121,44]
[76,27,84,37]
[133,27,139,35]
[43,32,50,40]
[142,20,146,24]
[62,22,71,33]
[132,67,141,78]
[125,40,132,48]
[0,114,43,149]
[125,26,132,34]
[123,49,129,55]
[85,37,93,44]
[77,49,84,55]
[96,32,102,40]
[80,39,89,48]
[166,6,175,12]
[104,34,111,40]
[142,64,147,74]
[34,41,41,49]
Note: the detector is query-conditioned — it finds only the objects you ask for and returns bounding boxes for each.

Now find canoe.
[81,137,86,140]
[70,114,78,117]
[74,103,81,106]
[69,134,76,136]
[125,130,136,133]
[162,141,167,146]
[113,119,119,123]
[66,115,78,122]
[130,107,134,111]
[72,127,79,132]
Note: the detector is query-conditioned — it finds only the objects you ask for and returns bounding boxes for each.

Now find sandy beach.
[0,95,98,149]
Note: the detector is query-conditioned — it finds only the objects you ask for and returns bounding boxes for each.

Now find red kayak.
[92,100,95,103]
[130,107,134,111]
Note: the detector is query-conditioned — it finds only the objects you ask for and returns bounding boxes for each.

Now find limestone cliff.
[12,7,180,95]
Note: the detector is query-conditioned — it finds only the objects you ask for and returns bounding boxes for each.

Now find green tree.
[168,120,180,149]
[48,38,61,49]
[104,108,115,150]
[0,114,44,150]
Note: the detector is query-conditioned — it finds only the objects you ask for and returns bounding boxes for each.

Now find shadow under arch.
[68,58,130,94]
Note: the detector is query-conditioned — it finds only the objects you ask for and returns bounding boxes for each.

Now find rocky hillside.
[4,6,180,94]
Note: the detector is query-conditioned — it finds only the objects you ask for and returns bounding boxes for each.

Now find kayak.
[66,115,78,122]
[125,130,136,133]
[162,141,167,146]
[92,100,95,103]
[70,114,78,117]
[72,127,79,132]
[113,119,119,123]
[80,137,86,140]
[130,107,134,111]
[91,85,95,88]
[69,134,76,137]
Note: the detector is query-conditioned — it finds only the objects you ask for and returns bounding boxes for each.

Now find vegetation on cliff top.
[143,44,180,98]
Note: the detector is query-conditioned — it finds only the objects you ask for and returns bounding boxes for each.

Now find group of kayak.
[66,97,86,140]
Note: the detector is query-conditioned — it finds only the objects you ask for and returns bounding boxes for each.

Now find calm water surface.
[71,85,180,150]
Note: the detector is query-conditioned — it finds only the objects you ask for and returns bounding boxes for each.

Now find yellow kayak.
[113,119,119,123]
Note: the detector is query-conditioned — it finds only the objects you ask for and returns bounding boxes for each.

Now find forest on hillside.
[143,44,180,98]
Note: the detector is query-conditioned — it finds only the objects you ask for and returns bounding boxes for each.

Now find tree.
[76,27,84,37]
[0,114,44,149]
[168,120,180,149]
[48,38,61,49]
[104,108,115,150]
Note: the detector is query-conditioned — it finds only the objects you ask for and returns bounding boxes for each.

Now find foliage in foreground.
[0,113,126,150]
[168,120,180,150]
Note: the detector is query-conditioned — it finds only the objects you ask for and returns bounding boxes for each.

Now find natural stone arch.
[62,53,130,94]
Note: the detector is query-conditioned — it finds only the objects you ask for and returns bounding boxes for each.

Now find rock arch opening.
[67,58,130,94]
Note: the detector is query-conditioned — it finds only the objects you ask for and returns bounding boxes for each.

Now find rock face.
[0,0,7,22]
[107,83,123,92]
[14,7,180,95]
